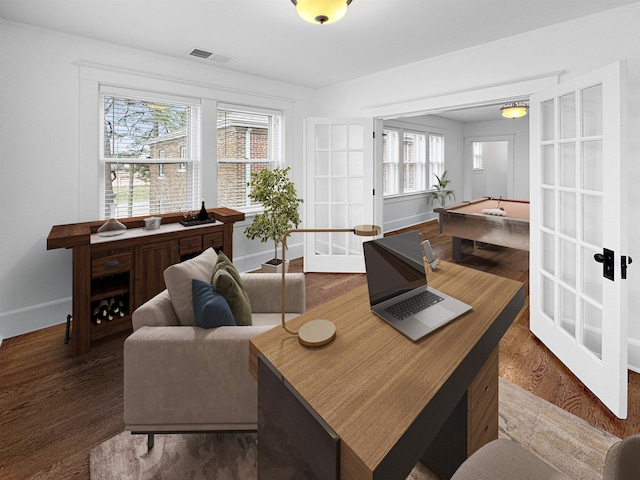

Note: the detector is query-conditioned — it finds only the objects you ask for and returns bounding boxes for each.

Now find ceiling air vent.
[188,48,213,59]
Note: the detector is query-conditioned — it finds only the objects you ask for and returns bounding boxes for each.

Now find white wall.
[314,4,640,369]
[464,117,530,200]
[0,20,315,339]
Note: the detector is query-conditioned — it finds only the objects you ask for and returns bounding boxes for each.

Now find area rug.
[91,379,620,480]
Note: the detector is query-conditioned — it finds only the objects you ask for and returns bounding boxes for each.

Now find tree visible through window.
[100,91,200,219]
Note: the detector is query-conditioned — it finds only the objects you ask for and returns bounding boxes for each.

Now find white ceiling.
[1,0,638,91]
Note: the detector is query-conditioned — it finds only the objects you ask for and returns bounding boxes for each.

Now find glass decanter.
[97,203,127,237]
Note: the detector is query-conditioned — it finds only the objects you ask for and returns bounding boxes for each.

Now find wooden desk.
[47,208,243,356]
[250,261,524,480]
[435,197,529,261]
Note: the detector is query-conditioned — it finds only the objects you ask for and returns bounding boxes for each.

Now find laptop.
[363,231,472,341]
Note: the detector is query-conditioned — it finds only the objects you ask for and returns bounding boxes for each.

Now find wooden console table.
[47,208,244,356]
[250,261,524,480]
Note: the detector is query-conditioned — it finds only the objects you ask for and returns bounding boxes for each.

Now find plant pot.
[261,259,290,273]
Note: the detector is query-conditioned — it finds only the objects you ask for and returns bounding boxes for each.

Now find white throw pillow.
[163,247,218,326]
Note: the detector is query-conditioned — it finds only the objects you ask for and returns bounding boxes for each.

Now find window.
[472,141,483,170]
[99,89,201,219]
[403,131,427,193]
[428,134,445,188]
[216,105,283,210]
[383,129,400,196]
[383,127,439,196]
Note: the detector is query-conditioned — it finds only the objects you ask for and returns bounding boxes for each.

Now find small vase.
[97,203,127,237]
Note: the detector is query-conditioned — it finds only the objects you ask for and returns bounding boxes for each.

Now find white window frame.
[216,103,284,213]
[382,128,400,196]
[428,133,445,190]
[472,141,483,170]
[383,125,442,198]
[79,63,295,223]
[98,85,201,219]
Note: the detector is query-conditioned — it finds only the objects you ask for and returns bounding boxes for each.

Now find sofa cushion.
[213,268,252,326]
[192,279,236,329]
[163,247,218,326]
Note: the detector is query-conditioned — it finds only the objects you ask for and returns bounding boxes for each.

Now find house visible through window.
[216,105,283,210]
[383,127,442,196]
[99,89,201,219]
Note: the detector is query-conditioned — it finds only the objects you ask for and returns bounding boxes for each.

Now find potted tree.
[426,170,455,208]
[245,166,303,272]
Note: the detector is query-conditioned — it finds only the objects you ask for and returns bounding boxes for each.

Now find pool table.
[435,197,530,262]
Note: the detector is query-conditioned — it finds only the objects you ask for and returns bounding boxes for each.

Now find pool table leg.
[452,237,463,262]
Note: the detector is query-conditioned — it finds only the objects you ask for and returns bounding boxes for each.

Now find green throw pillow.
[212,268,252,326]
[214,251,243,285]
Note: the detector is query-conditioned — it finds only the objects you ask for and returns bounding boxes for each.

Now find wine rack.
[47,208,244,356]
[90,248,133,342]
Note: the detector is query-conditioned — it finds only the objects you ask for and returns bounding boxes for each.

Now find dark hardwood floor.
[1,219,638,479]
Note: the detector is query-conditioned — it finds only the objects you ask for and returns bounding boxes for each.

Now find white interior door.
[304,118,376,273]
[529,62,628,418]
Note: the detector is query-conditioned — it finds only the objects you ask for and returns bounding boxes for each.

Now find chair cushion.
[163,248,218,326]
[604,434,640,480]
[213,268,252,326]
[451,439,570,480]
[192,279,236,329]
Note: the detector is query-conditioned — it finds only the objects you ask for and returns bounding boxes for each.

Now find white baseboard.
[0,298,72,340]
[233,242,303,273]
[384,214,438,234]
[628,338,640,374]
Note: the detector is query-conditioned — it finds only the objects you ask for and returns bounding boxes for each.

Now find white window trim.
[78,63,295,222]
[382,124,443,198]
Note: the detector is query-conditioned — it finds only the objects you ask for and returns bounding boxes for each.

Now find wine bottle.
[107,298,116,321]
[98,299,109,318]
[198,199,208,221]
[117,299,126,317]
[92,305,103,325]
[111,297,120,315]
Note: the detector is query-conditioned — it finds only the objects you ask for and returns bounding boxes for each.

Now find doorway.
[471,140,509,198]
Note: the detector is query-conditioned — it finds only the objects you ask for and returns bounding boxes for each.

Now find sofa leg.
[147,433,154,451]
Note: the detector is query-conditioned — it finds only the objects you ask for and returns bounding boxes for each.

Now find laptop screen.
[363,231,427,307]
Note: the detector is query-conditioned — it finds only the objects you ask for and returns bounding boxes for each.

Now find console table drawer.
[91,251,132,278]
[203,232,224,250]
[179,235,203,255]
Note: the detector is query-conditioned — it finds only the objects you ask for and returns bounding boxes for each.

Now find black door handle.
[594,248,614,281]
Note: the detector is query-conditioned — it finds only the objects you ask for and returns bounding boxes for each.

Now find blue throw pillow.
[192,279,236,328]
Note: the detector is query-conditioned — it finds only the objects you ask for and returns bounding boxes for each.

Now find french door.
[303,118,377,273]
[529,62,628,418]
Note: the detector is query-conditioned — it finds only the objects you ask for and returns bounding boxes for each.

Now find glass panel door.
[529,62,627,418]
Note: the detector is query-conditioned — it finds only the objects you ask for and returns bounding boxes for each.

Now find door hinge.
[622,255,633,280]
[373,188,376,196]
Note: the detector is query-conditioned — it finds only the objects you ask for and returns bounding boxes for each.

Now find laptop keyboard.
[385,290,444,320]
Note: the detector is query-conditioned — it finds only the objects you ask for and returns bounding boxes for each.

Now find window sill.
[383,191,430,203]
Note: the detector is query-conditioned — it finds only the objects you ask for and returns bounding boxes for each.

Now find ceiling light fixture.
[291,0,353,25]
[500,102,529,119]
